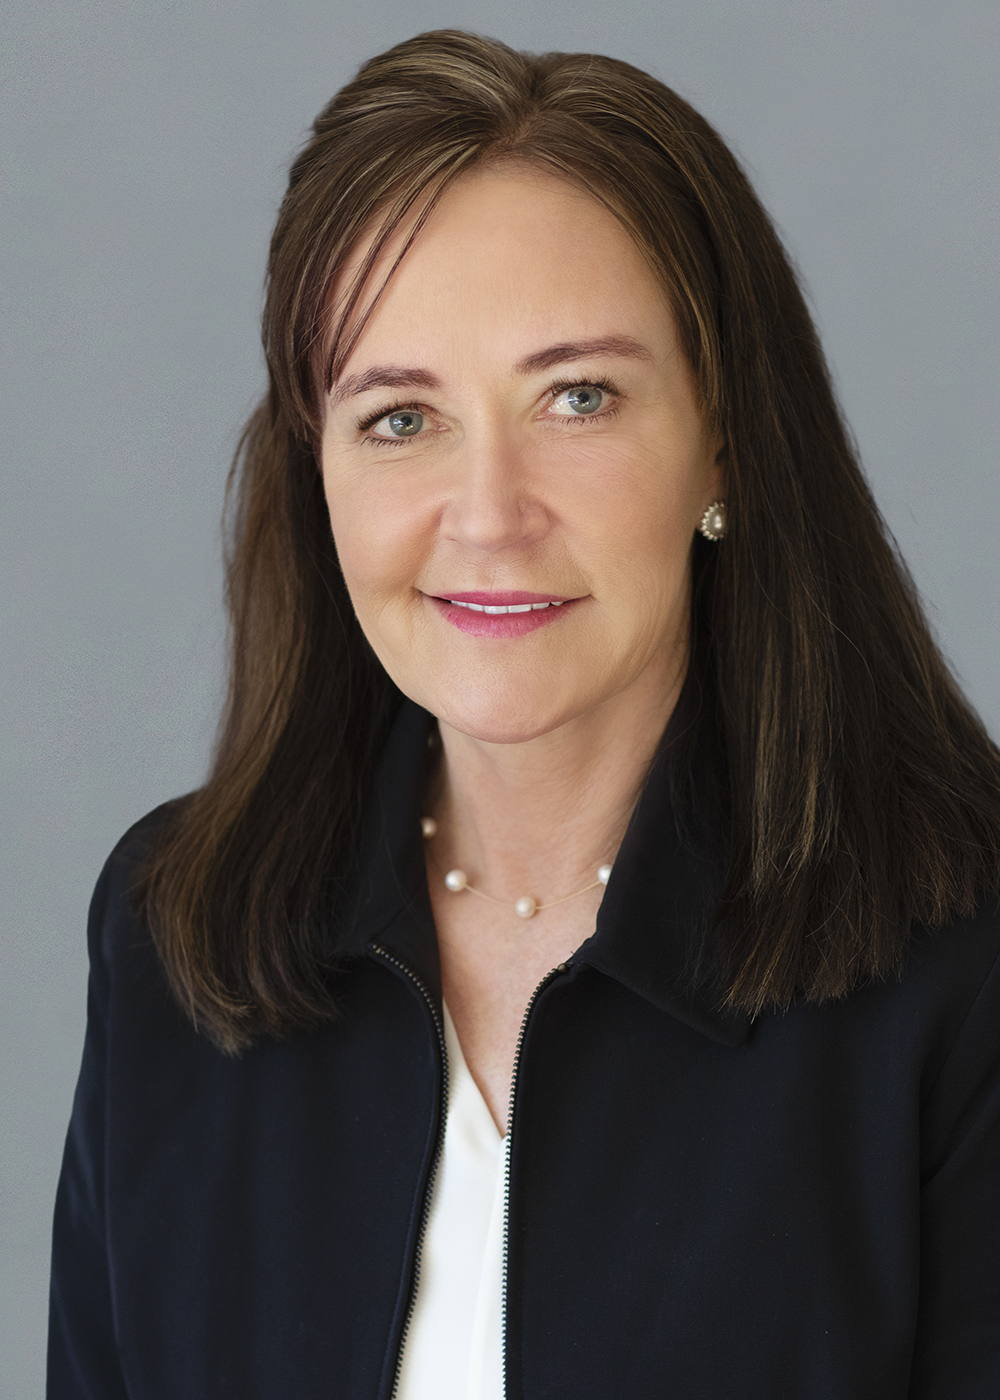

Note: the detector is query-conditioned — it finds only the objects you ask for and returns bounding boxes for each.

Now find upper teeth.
[447,600,564,613]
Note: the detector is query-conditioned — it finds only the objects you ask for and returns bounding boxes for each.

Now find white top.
[395,1003,507,1400]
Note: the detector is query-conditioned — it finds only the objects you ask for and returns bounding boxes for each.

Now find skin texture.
[321,167,723,1130]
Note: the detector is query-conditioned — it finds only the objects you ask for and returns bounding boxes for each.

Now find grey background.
[2,0,997,1393]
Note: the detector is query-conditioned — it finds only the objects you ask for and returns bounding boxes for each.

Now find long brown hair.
[139,29,1000,1051]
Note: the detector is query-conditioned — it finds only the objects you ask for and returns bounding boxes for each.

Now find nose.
[441,428,548,554]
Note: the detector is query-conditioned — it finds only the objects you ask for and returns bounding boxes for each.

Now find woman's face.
[320,167,722,745]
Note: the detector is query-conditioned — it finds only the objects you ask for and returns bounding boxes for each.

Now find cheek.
[322,464,428,608]
[558,437,700,585]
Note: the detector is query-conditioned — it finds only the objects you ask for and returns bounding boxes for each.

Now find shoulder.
[892,898,1000,1177]
[903,896,1000,1017]
[86,798,190,977]
[870,897,1000,1060]
[890,899,1000,1123]
[763,900,1000,1093]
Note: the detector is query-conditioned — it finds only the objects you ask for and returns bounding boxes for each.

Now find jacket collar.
[338,699,750,1048]
[579,735,750,1046]
[336,700,444,1004]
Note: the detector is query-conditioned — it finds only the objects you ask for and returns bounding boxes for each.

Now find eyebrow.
[330,335,654,408]
[513,336,654,375]
[330,365,441,408]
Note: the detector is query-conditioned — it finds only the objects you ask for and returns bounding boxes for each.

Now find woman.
[49,29,1000,1400]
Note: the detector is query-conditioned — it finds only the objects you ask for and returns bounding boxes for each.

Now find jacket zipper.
[500,961,569,1399]
[371,945,449,1400]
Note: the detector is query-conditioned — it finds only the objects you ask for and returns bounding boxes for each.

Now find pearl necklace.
[421,816,612,919]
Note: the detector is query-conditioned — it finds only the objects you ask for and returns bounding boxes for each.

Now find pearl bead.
[597,864,612,885]
[420,816,438,839]
[444,868,467,892]
[515,895,537,919]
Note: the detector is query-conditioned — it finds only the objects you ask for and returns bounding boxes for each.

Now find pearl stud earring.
[698,501,728,541]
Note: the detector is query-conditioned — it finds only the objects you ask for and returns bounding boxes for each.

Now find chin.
[427,682,586,747]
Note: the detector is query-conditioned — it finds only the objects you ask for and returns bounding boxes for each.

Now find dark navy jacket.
[49,702,1000,1398]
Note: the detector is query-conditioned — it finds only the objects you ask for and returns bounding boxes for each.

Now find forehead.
[329,165,677,378]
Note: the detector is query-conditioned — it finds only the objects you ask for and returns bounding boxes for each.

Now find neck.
[429,651,684,903]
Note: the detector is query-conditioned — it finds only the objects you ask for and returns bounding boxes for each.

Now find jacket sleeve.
[47,853,130,1400]
[909,942,1000,1399]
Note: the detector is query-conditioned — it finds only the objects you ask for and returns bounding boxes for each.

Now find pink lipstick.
[428,590,580,638]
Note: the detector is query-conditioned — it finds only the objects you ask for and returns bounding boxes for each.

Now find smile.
[429,592,581,638]
[446,600,564,614]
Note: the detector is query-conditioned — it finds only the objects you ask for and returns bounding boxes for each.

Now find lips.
[428,590,580,638]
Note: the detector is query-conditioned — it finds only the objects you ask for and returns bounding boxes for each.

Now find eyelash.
[355,377,623,446]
